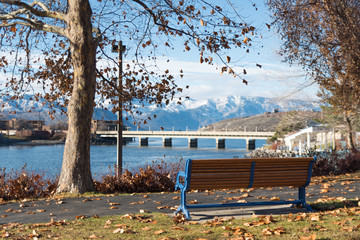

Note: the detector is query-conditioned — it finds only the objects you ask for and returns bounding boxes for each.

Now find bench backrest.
[185,157,315,190]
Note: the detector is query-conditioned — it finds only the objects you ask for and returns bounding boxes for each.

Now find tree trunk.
[344,112,358,153]
[57,0,97,193]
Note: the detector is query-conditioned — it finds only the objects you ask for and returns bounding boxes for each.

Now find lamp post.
[112,40,126,176]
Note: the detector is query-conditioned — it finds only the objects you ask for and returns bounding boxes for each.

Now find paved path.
[0,179,359,224]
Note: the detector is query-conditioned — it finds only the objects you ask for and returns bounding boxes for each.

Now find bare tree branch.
[0,0,66,20]
[0,19,66,35]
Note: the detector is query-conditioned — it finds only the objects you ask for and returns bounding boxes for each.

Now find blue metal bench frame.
[175,157,316,219]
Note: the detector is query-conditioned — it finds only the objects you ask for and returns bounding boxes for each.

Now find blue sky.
[0,0,319,102]
[160,1,319,101]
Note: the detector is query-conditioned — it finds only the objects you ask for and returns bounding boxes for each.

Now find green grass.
[3,206,360,240]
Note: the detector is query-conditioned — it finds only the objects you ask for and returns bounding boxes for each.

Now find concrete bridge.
[95,130,275,150]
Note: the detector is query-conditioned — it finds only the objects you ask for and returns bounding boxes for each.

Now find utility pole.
[112,40,126,176]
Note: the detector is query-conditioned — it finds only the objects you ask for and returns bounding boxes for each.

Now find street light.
[112,40,126,176]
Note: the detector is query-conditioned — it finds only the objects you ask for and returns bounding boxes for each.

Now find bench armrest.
[175,171,186,190]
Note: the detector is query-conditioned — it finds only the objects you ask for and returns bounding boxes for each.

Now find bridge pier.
[216,139,225,149]
[139,137,148,146]
[163,138,172,147]
[188,138,198,148]
[246,139,256,150]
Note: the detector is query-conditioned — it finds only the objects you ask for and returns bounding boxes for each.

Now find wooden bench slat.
[191,176,308,183]
[191,172,307,179]
[191,173,251,178]
[191,170,252,174]
[191,157,313,162]
[191,162,311,168]
[253,182,304,190]
[190,177,307,184]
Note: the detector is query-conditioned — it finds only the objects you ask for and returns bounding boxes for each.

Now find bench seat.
[175,157,316,219]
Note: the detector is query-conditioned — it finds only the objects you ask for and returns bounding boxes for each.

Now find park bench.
[174,157,316,219]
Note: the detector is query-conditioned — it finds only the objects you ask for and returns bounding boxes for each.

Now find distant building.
[283,124,359,154]
[6,118,45,130]
[91,119,118,133]
[90,119,130,134]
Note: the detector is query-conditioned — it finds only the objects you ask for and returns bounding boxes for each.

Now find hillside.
[203,111,323,132]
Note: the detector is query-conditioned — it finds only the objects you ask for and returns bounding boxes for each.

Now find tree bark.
[344,112,358,153]
[57,0,97,193]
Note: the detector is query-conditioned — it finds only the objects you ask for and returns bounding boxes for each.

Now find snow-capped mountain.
[132,96,321,130]
[0,95,321,130]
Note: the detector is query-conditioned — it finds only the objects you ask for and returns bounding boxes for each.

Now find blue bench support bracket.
[174,160,192,219]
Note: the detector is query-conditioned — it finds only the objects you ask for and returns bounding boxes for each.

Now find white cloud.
[150,57,319,101]
[0,49,319,102]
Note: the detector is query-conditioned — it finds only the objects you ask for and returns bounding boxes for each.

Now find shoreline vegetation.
[1,148,359,202]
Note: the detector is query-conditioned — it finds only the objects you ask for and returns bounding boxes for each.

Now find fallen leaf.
[139,209,150,213]
[113,228,124,234]
[300,234,317,240]
[262,228,274,236]
[274,226,286,235]
[105,219,115,225]
[336,197,346,202]
[109,202,120,206]
[157,206,171,209]
[173,226,187,231]
[154,229,166,235]
[188,200,198,204]
[28,229,39,238]
[309,215,320,222]
[271,197,280,201]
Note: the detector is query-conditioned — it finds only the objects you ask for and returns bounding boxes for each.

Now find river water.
[0,138,266,179]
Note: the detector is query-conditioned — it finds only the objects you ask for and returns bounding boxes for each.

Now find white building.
[283,125,345,155]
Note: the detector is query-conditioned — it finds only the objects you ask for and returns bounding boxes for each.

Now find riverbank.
[0,137,121,146]
[16,139,66,146]
[0,136,65,146]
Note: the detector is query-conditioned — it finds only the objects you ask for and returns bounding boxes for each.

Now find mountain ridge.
[0,95,321,130]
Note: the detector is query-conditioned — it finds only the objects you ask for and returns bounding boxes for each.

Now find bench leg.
[298,186,312,212]
[175,189,191,219]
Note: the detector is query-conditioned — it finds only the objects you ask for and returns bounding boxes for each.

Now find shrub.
[247,148,360,177]
[94,158,185,193]
[311,151,360,176]
[0,166,57,201]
